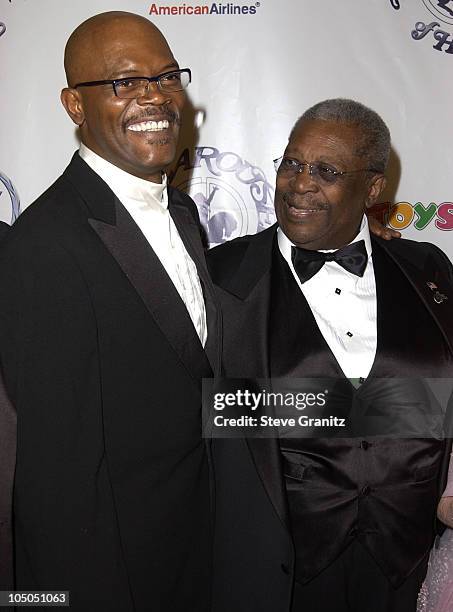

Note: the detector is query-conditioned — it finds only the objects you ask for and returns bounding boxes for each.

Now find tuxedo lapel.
[169,188,222,376]
[215,225,290,532]
[369,238,453,499]
[216,225,275,379]
[373,237,453,357]
[65,153,212,384]
[246,437,291,533]
[219,225,276,301]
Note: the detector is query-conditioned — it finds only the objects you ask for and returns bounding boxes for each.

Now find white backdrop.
[1,0,452,254]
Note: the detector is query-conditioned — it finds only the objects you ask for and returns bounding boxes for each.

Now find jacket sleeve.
[0,229,106,592]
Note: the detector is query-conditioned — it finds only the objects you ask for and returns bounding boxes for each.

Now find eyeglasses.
[74,68,191,99]
[273,156,380,185]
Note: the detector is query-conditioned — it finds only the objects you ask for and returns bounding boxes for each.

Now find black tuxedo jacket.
[0,154,221,610]
[0,221,14,593]
[207,224,453,612]
[0,222,8,240]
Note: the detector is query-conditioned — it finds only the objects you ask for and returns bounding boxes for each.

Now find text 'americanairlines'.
[149,2,260,16]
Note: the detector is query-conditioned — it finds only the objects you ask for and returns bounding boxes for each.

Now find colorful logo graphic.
[369,201,453,232]
[0,171,21,224]
[149,1,260,16]
[169,146,274,246]
[391,0,453,52]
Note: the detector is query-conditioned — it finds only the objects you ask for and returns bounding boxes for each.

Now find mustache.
[125,109,181,127]
[282,192,329,211]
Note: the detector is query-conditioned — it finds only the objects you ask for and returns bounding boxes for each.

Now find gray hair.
[291,98,391,173]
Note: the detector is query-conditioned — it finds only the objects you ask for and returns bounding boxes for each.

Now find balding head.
[60,11,187,182]
[64,12,172,87]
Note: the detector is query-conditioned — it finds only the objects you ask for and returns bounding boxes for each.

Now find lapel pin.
[434,291,448,304]
[427,281,448,304]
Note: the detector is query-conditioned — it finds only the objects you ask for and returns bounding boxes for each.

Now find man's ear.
[365,174,387,209]
[60,88,85,126]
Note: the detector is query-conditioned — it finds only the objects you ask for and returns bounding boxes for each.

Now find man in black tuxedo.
[0,12,220,610]
[207,99,453,612]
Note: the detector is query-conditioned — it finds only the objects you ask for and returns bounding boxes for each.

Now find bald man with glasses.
[0,12,220,610]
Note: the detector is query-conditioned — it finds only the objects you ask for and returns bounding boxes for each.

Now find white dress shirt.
[278,216,377,379]
[79,144,207,347]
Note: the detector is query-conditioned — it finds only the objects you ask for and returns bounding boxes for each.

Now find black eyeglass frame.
[273,156,381,183]
[73,68,192,97]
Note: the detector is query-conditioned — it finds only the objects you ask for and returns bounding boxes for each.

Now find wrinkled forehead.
[285,119,365,162]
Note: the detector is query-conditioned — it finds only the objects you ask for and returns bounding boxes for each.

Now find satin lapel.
[63,155,212,382]
[373,238,453,357]
[218,225,275,378]
[166,189,219,515]
[220,226,290,532]
[89,199,211,385]
[246,436,291,532]
[220,225,277,300]
[168,188,222,376]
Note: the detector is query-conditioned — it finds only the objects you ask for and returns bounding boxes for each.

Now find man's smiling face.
[274,119,385,250]
[62,16,185,183]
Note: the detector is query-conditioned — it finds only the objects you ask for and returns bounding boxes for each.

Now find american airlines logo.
[149,1,260,16]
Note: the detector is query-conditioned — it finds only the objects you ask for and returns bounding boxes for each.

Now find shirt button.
[360,485,371,497]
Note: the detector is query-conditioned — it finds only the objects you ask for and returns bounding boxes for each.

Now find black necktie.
[291,240,368,284]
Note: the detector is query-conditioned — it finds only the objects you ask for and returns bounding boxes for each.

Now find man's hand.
[368,215,401,241]
[438,496,453,528]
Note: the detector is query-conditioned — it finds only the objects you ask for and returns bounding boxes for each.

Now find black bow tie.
[291,240,368,284]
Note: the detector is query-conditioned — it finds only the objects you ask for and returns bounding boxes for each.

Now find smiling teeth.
[127,120,169,132]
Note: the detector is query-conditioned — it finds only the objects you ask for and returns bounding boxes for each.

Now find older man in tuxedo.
[208,99,453,612]
[0,12,220,610]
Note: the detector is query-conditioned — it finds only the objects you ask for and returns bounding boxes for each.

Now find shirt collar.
[278,214,372,265]
[79,143,168,211]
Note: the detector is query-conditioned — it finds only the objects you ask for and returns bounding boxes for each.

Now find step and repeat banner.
[0,0,452,255]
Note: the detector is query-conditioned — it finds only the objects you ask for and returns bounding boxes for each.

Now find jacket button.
[361,485,371,497]
[360,440,370,450]
[281,563,290,575]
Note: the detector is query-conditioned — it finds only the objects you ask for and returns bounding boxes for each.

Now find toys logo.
[369,201,453,232]
[169,146,275,246]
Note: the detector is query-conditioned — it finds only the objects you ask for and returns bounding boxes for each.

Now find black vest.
[270,241,452,587]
